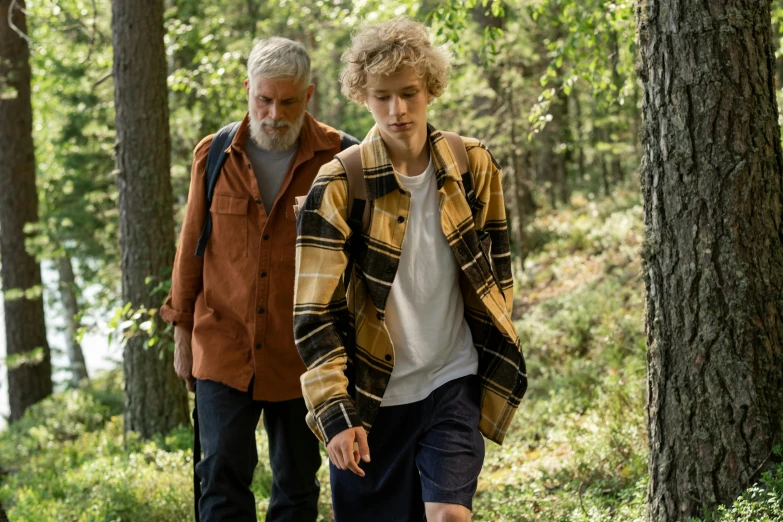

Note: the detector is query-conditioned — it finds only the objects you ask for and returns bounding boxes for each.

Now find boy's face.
[365,65,430,147]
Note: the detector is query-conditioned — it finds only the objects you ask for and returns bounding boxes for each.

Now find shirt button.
[257,307,265,314]
[384,354,392,362]
[263,234,270,240]
[255,199,262,205]
[259,271,267,277]
[255,343,262,350]
[397,216,405,223]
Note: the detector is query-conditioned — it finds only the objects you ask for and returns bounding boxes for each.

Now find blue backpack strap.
[339,130,360,150]
[194,121,241,257]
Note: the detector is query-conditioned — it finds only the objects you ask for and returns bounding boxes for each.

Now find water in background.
[0,263,121,431]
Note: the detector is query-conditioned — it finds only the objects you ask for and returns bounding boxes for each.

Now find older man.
[161,37,357,522]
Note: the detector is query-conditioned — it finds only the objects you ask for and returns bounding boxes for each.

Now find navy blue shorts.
[330,375,485,521]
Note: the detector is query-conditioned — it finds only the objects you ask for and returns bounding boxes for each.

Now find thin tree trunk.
[637,1,783,520]
[0,0,52,423]
[556,86,571,205]
[611,156,623,186]
[56,255,89,385]
[507,88,529,269]
[246,0,258,39]
[306,30,319,120]
[591,102,612,198]
[607,27,625,191]
[111,0,189,438]
[573,87,586,185]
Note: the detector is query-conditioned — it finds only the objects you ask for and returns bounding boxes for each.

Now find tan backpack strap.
[335,145,371,233]
[292,195,307,219]
[441,131,478,214]
[442,131,469,179]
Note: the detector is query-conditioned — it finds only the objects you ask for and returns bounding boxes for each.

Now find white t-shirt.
[381,157,478,407]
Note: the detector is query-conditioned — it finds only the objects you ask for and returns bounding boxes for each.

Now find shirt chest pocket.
[209,193,249,259]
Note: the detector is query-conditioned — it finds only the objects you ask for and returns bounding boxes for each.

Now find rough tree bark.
[56,255,89,385]
[637,1,783,520]
[0,0,52,422]
[111,0,189,437]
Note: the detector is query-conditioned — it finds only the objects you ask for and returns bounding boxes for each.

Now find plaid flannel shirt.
[294,124,527,445]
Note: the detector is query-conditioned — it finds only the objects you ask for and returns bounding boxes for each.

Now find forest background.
[0,0,782,521]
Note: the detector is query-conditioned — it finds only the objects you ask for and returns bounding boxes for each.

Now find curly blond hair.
[340,16,452,105]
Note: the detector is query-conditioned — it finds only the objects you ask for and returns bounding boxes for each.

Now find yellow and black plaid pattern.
[294,125,527,445]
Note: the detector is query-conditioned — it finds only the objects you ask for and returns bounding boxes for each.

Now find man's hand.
[326,426,370,477]
[173,325,195,392]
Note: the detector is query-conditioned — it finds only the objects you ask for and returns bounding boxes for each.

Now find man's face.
[244,75,314,150]
[365,65,430,147]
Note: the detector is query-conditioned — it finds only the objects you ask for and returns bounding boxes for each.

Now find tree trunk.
[637,2,783,520]
[507,88,529,269]
[306,30,319,120]
[0,0,52,423]
[56,255,89,386]
[111,0,189,438]
[572,87,586,186]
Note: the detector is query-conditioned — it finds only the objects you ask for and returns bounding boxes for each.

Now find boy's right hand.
[327,426,371,477]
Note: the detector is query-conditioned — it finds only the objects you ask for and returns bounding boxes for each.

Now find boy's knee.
[425,502,471,522]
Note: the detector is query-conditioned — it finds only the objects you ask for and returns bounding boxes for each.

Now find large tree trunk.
[111,0,188,438]
[0,0,52,423]
[56,255,89,386]
[637,2,783,521]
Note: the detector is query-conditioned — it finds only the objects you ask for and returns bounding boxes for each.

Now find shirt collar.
[359,123,463,201]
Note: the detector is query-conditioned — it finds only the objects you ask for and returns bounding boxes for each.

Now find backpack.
[292,131,476,241]
[194,121,358,257]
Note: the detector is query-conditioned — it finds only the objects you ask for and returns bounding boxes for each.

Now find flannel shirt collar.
[360,123,464,201]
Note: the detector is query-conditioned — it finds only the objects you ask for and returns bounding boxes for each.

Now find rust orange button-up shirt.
[161,112,344,401]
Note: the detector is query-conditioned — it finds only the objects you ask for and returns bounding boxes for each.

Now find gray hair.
[247,37,312,86]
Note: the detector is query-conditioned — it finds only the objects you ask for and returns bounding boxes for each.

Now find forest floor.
[1,192,782,521]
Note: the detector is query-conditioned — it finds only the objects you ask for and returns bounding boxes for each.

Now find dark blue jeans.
[195,379,321,522]
[330,375,485,522]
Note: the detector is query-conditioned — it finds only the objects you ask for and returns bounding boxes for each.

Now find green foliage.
[707,461,783,521]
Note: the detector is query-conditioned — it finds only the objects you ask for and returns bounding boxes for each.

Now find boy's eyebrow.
[369,84,420,93]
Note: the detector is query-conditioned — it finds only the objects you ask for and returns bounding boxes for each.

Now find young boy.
[294,17,527,521]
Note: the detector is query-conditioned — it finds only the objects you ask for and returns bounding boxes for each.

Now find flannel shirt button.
[255,199,262,205]
[257,307,265,314]
[397,216,405,223]
[259,271,267,277]
[255,343,262,350]
[384,354,392,362]
[376,312,382,320]
[263,234,270,240]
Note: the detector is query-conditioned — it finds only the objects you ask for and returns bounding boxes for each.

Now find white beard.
[248,107,306,151]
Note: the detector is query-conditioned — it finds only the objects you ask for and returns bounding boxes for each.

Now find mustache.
[260,119,291,128]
